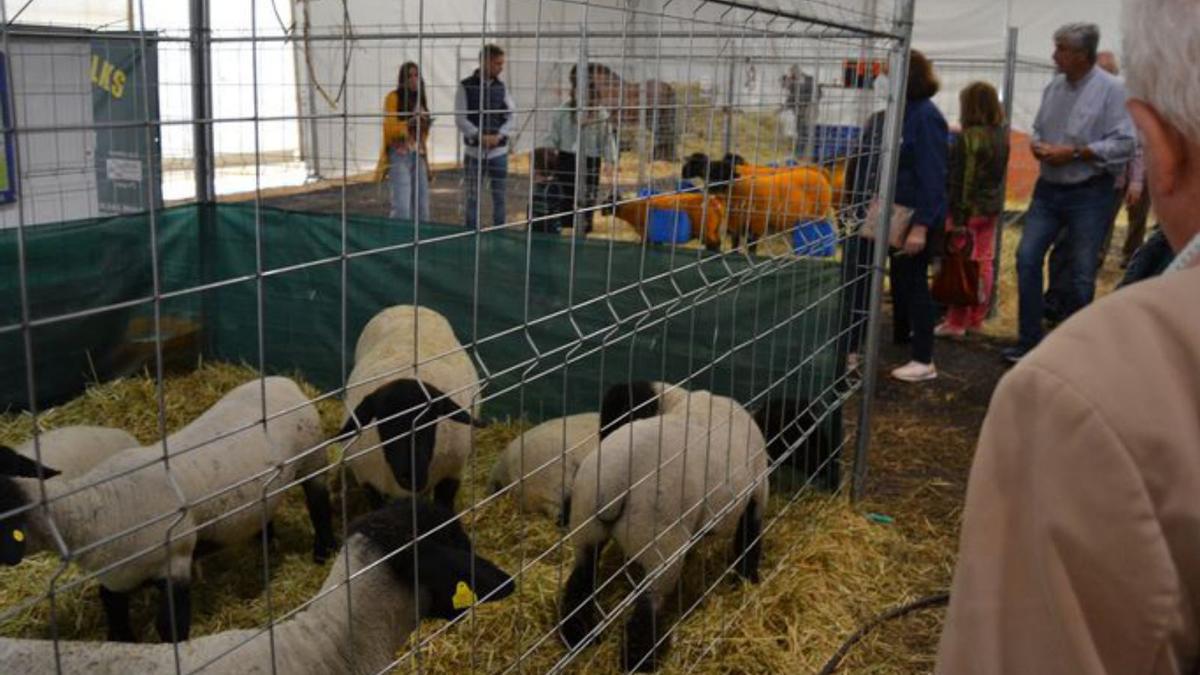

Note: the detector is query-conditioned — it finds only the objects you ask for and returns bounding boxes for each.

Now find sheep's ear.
[599,381,659,440]
[0,476,31,565]
[430,397,483,428]
[0,446,60,479]
[0,519,28,565]
[413,544,515,620]
[339,396,376,438]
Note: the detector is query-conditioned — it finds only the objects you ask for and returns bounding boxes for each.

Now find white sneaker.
[934,322,965,338]
[891,361,937,382]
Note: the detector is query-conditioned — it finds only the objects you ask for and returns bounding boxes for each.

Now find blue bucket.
[647,208,692,244]
[793,220,836,257]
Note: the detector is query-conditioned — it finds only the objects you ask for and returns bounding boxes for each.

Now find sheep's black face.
[680,153,710,181]
[341,380,476,494]
[351,497,515,621]
[600,381,660,440]
[0,475,32,565]
[0,445,61,479]
[752,397,838,490]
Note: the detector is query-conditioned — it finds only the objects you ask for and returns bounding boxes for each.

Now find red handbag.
[931,228,981,306]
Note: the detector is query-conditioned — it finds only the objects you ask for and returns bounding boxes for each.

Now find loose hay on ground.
[0,365,953,673]
[0,362,344,642]
[415,422,952,675]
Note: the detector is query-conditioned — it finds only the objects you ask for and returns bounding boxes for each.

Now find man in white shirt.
[1003,24,1135,363]
[455,44,517,229]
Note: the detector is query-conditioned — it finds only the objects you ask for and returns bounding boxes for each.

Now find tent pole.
[851,0,915,504]
[988,26,1019,319]
[189,0,215,202]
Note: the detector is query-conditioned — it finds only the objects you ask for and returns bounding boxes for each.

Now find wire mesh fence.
[0,1,928,673]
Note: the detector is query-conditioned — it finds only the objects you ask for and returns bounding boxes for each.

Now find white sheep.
[0,377,335,643]
[0,497,515,675]
[338,305,482,511]
[488,412,600,522]
[0,426,139,480]
[560,386,770,672]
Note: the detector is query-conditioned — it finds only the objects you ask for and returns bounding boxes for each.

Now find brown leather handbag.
[932,228,982,306]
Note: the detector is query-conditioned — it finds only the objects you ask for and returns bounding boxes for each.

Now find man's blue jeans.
[1016,176,1115,349]
[464,153,508,228]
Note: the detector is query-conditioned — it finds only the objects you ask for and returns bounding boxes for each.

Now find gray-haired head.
[1053,23,1101,63]
[1124,0,1200,145]
[1123,0,1200,253]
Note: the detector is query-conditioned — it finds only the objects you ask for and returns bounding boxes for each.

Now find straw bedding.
[0,362,953,673]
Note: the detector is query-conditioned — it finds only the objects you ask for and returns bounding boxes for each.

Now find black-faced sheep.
[488,412,600,523]
[0,377,335,643]
[559,386,769,672]
[752,396,840,492]
[681,152,832,249]
[0,497,514,674]
[0,426,138,480]
[338,305,482,511]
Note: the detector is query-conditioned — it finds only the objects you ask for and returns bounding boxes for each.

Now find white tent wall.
[10,0,303,206]
[297,0,500,178]
[295,0,891,181]
[143,0,302,199]
[6,0,1124,209]
[913,0,1122,132]
[913,0,1121,60]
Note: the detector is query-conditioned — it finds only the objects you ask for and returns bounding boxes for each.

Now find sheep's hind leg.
[433,478,460,512]
[302,475,338,563]
[99,586,137,642]
[731,496,763,583]
[153,578,192,642]
[623,585,667,673]
[558,543,602,649]
[621,524,689,672]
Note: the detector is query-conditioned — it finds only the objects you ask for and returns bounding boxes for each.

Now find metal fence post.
[189,0,215,202]
[723,40,736,157]
[988,26,1020,318]
[850,0,914,504]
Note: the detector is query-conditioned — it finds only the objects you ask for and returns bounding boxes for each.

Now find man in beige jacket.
[936,0,1200,672]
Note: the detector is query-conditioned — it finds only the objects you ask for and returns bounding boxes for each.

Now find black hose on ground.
[816,592,951,675]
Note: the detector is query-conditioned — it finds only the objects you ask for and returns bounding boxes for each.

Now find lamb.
[0,497,515,675]
[559,383,770,672]
[681,152,832,250]
[605,192,727,251]
[337,305,483,511]
[0,426,139,480]
[0,377,336,643]
[488,412,600,523]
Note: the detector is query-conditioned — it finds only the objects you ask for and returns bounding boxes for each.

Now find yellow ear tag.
[12,529,24,543]
[451,581,477,610]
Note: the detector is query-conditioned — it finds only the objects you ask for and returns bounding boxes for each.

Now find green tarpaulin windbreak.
[0,204,845,441]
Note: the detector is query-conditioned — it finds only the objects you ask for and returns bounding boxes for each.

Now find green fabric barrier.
[0,206,202,409]
[1,204,845,438]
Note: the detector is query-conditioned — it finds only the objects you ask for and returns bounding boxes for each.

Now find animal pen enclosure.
[0,0,916,673]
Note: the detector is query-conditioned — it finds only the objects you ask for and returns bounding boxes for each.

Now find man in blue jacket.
[456,45,517,229]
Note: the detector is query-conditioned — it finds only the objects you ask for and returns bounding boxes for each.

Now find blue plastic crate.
[793,220,836,257]
[647,208,692,244]
[808,124,862,162]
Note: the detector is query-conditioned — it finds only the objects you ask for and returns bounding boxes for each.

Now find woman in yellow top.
[375,62,432,221]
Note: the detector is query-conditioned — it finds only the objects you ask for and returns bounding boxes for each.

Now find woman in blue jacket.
[889,50,948,382]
